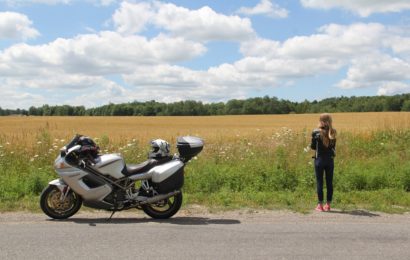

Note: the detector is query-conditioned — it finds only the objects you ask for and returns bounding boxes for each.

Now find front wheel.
[40,185,82,219]
[142,192,183,219]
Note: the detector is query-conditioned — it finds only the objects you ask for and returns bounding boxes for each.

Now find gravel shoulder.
[1,205,409,224]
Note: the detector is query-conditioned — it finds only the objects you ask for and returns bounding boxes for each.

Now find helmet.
[149,139,170,159]
[78,136,99,159]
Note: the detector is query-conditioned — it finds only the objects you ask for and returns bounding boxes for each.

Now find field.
[1,112,410,213]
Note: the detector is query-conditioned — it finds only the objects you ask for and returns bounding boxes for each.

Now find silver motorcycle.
[40,135,203,219]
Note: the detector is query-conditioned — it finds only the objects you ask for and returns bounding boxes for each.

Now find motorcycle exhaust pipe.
[138,190,180,205]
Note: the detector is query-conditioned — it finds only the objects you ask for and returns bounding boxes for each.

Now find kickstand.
[107,210,116,221]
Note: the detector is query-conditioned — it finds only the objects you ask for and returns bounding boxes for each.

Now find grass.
[0,113,409,213]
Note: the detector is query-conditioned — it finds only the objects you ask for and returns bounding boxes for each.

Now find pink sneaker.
[323,203,331,212]
[315,204,324,212]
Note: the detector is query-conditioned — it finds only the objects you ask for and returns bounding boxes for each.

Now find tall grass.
[0,114,409,212]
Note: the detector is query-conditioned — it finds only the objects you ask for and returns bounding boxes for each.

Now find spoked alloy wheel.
[142,192,183,219]
[40,185,82,219]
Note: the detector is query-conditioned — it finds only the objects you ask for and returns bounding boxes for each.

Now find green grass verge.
[1,129,409,213]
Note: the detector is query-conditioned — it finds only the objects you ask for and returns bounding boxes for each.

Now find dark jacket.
[311,129,336,158]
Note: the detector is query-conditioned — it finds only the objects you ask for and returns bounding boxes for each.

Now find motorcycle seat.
[122,159,158,176]
[122,157,172,176]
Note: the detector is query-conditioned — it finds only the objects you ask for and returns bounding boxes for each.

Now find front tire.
[40,185,82,219]
[142,192,183,219]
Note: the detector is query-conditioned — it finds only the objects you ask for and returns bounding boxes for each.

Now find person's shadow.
[50,216,241,226]
[325,209,380,217]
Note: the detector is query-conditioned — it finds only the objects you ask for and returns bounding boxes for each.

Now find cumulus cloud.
[0,12,40,40]
[2,0,410,108]
[112,1,254,41]
[378,82,410,96]
[301,0,410,17]
[237,0,289,18]
[337,55,410,89]
[0,31,205,77]
[241,23,386,60]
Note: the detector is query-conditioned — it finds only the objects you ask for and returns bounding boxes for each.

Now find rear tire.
[40,185,82,219]
[142,192,183,219]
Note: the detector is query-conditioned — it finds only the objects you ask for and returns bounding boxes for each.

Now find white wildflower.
[34,155,39,158]
[60,139,65,142]
[380,143,384,146]
[6,142,10,145]
[37,141,42,144]
[10,151,14,154]
[308,161,313,165]
[30,158,34,162]
[127,143,133,147]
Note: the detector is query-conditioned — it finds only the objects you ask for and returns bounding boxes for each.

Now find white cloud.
[0,12,40,40]
[337,55,410,90]
[301,0,410,17]
[112,1,254,41]
[2,0,410,109]
[237,0,289,18]
[378,82,410,96]
[113,2,154,34]
[241,23,386,60]
[0,31,205,76]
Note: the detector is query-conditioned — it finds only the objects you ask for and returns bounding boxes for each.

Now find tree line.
[1,94,410,116]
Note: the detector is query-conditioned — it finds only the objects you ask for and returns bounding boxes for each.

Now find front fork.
[49,179,71,202]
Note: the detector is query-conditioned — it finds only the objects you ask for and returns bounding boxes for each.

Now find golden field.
[1,112,409,143]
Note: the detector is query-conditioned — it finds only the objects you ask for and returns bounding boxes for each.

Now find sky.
[0,0,410,109]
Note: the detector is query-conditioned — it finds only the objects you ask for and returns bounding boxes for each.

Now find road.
[0,208,409,260]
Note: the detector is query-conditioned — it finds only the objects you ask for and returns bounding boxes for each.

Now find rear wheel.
[40,185,82,219]
[142,192,183,219]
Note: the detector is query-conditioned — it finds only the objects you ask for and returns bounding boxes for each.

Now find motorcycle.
[40,134,203,219]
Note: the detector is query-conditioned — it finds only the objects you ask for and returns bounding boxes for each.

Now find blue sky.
[0,0,410,109]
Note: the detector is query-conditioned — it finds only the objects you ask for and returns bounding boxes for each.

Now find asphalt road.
[0,208,409,260]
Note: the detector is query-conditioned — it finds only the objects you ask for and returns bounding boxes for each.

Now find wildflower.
[247,142,252,146]
[6,142,10,145]
[193,156,198,160]
[10,151,14,154]
[308,161,312,165]
[132,139,136,142]
[53,145,58,149]
[60,139,65,142]
[0,145,2,148]
[37,141,42,144]
[380,143,384,146]
[34,155,39,158]
[127,143,133,147]
[30,158,34,162]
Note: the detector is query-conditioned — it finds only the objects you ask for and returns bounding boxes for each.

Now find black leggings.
[314,157,334,203]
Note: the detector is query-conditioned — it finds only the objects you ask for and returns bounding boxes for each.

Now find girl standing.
[311,113,337,211]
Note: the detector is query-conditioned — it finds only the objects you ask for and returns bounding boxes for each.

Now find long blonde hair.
[318,113,336,147]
